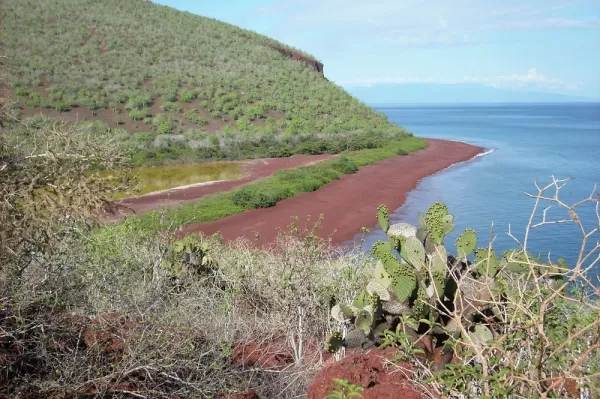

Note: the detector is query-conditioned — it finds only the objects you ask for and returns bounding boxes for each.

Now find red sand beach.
[178,139,484,246]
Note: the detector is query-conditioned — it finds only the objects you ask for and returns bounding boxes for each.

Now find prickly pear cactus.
[326,331,344,353]
[345,328,369,349]
[377,205,390,234]
[383,255,417,302]
[355,309,373,334]
[442,214,455,236]
[366,280,391,301]
[382,299,412,315]
[374,260,393,288]
[456,228,477,259]
[387,222,417,239]
[330,200,561,363]
[430,244,448,275]
[401,236,426,271]
[501,250,533,274]
[330,305,347,323]
[425,202,450,244]
[412,287,430,320]
[468,324,493,347]
[475,247,500,277]
[352,290,370,309]
[371,240,393,261]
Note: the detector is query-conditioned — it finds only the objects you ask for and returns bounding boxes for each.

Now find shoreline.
[178,138,485,246]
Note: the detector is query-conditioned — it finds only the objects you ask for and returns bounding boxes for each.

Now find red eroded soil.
[307,347,424,399]
[113,154,335,217]
[179,139,483,246]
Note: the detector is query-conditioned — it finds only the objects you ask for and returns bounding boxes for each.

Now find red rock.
[232,340,293,369]
[307,347,424,399]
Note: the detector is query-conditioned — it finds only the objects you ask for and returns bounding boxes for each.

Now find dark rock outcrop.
[268,45,324,75]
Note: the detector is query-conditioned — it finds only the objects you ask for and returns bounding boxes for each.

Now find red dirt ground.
[113,153,336,217]
[179,139,483,246]
[307,347,424,399]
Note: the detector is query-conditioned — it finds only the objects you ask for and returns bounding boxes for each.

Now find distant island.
[348,83,597,104]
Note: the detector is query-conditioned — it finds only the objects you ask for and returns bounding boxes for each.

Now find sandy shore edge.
[179,138,485,246]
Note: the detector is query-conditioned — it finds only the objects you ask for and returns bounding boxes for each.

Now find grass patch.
[109,162,243,198]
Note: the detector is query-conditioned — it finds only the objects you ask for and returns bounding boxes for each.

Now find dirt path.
[114,154,336,217]
[179,139,484,246]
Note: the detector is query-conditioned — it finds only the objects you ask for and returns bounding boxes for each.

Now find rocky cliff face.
[268,45,324,75]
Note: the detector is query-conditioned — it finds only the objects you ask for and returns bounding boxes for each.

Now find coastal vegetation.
[2,97,598,398]
[1,0,598,398]
[1,0,409,167]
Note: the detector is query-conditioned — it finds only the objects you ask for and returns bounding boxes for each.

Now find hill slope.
[1,0,404,145]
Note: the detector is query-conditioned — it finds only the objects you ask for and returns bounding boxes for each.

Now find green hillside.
[1,0,407,164]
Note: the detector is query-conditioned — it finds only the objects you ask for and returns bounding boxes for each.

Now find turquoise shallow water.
[351,103,600,279]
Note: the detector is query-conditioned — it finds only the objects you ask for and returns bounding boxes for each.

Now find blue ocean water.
[351,103,600,279]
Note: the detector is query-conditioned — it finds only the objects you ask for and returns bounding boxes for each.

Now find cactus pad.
[382,299,412,315]
[330,305,348,323]
[502,250,532,274]
[355,309,373,334]
[475,247,499,277]
[353,290,370,309]
[345,328,368,349]
[430,270,446,299]
[374,260,393,288]
[390,265,417,303]
[377,205,390,233]
[468,325,493,347]
[340,304,355,318]
[371,240,392,261]
[412,287,430,320]
[445,319,462,336]
[387,222,417,239]
[430,244,448,275]
[425,202,450,244]
[366,280,391,301]
[326,331,344,353]
[442,214,455,235]
[456,228,477,259]
[401,236,426,271]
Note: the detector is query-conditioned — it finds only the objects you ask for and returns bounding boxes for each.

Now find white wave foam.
[474,148,496,158]
[437,146,496,172]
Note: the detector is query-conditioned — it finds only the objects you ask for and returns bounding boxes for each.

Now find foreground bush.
[0,120,372,397]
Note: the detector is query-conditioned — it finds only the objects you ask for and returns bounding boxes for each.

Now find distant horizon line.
[369,101,600,108]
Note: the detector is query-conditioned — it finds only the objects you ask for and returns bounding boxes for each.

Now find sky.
[155,0,600,102]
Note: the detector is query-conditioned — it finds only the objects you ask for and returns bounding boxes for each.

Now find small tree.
[0,119,134,276]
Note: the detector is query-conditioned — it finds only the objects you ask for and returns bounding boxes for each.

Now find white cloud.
[495,17,600,29]
[342,68,580,91]
[258,0,599,47]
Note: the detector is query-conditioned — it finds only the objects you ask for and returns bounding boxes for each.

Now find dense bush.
[127,130,412,166]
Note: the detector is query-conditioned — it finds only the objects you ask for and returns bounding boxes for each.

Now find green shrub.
[128,107,151,121]
[161,101,181,112]
[54,102,70,112]
[231,186,292,209]
[184,109,208,125]
[180,89,197,102]
[125,92,153,110]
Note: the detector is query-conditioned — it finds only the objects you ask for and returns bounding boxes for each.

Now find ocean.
[351,103,600,280]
